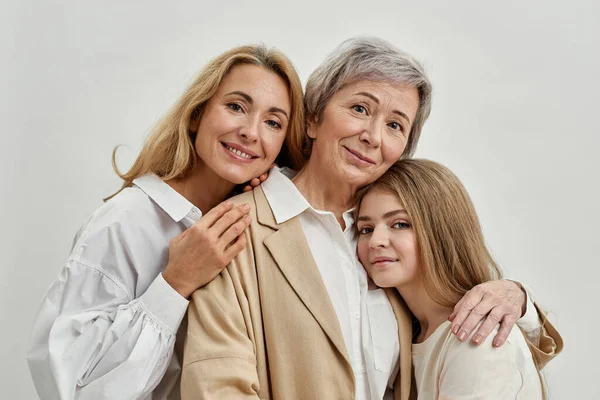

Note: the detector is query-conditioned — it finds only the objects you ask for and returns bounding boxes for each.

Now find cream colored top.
[412,321,543,400]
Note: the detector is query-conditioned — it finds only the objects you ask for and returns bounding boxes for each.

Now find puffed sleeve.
[27,263,188,400]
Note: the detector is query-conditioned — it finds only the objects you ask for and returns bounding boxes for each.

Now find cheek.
[261,130,286,160]
[381,139,407,165]
[357,239,370,265]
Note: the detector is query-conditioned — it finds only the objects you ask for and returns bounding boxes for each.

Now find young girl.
[27,44,304,400]
[355,159,552,399]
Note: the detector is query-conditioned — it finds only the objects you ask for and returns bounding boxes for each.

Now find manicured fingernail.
[243,204,250,211]
[245,215,251,222]
[458,331,467,341]
[226,200,233,206]
[452,325,459,335]
[472,335,482,344]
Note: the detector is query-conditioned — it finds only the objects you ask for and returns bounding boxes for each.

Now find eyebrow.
[226,91,289,120]
[354,91,412,124]
[357,209,408,222]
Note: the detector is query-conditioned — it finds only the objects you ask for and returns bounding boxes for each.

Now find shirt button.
[353,311,360,319]
[360,364,367,373]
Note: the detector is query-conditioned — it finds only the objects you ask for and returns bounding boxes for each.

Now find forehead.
[216,64,291,107]
[334,80,419,115]
[359,187,404,215]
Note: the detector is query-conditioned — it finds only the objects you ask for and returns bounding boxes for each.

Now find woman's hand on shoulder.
[448,280,526,347]
[163,200,252,299]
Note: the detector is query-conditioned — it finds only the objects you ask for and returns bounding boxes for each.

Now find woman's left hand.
[242,164,277,192]
[448,280,526,347]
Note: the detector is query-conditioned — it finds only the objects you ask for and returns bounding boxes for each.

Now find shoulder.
[69,186,175,267]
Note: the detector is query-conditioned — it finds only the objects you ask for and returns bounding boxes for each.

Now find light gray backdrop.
[3,0,598,398]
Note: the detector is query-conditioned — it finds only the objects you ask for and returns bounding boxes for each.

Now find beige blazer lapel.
[254,187,352,367]
[385,288,415,400]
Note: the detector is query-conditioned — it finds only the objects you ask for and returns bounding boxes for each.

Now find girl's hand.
[163,200,252,299]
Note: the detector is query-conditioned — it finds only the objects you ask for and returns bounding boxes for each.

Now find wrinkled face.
[307,80,419,188]
[193,64,291,184]
[356,187,420,289]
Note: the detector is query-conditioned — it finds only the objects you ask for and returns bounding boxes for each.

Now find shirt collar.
[133,174,201,225]
[262,167,356,228]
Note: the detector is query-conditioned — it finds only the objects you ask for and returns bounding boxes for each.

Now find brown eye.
[228,103,243,112]
[388,122,403,131]
[266,120,282,129]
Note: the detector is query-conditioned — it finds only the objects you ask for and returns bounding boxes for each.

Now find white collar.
[262,167,356,227]
[133,174,201,223]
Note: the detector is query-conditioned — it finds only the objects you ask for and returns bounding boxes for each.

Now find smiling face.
[356,187,421,289]
[192,64,291,184]
[306,80,419,188]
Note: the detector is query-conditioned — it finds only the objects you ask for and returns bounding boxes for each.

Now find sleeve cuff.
[138,273,189,333]
[512,281,541,333]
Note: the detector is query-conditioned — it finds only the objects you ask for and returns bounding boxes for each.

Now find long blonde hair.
[107,44,305,200]
[355,159,546,395]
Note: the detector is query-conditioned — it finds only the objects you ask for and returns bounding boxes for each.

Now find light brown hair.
[355,159,546,395]
[107,44,305,200]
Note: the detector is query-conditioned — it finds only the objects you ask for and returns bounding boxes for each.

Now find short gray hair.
[303,37,432,160]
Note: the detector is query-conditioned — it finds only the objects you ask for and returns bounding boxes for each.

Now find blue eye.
[392,221,410,229]
[228,103,243,112]
[353,105,367,114]
[358,227,373,235]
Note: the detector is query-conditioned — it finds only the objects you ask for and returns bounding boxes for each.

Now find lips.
[370,256,398,267]
[221,142,258,159]
[343,146,376,165]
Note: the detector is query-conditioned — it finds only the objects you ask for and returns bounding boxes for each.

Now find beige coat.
[180,187,562,400]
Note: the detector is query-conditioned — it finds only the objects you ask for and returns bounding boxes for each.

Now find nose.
[239,118,260,143]
[369,226,389,249]
[359,119,383,148]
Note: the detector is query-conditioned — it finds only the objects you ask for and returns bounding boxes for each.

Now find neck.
[166,162,236,214]
[397,280,455,343]
[292,159,358,229]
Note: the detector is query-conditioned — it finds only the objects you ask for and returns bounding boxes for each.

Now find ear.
[188,105,203,133]
[306,115,319,139]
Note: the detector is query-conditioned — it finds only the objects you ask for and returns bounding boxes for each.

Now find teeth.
[226,145,253,159]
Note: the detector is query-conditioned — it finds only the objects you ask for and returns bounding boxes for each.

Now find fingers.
[219,214,252,246]
[493,315,518,347]
[259,173,268,182]
[197,200,234,228]
[224,232,247,261]
[456,297,497,341]
[249,177,261,188]
[210,204,250,236]
[471,307,504,344]
[242,184,253,192]
[450,288,482,339]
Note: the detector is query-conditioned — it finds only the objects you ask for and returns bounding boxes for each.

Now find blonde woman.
[26,44,304,400]
[355,159,563,399]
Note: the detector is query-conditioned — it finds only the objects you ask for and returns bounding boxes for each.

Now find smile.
[221,142,258,160]
[343,146,376,166]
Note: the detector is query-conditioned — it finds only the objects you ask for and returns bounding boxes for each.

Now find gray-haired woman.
[180,37,562,400]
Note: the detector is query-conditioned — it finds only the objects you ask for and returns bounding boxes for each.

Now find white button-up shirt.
[27,174,200,400]
[262,168,400,400]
